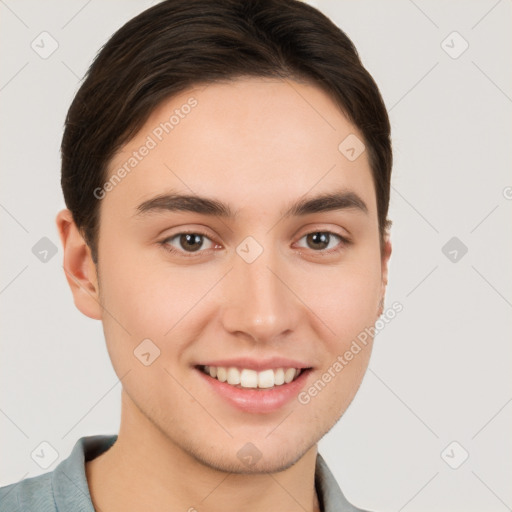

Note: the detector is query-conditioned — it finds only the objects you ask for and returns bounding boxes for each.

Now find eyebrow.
[134,189,368,219]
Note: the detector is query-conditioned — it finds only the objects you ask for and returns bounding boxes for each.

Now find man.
[0,0,392,510]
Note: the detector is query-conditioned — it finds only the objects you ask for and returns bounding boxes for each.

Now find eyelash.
[158,229,351,259]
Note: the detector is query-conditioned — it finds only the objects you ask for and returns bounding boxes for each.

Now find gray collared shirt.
[0,435,370,512]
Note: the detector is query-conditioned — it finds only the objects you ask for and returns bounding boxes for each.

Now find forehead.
[103,77,376,219]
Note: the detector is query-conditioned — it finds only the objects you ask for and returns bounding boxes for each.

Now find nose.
[219,243,302,344]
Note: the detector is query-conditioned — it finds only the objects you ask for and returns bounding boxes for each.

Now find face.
[60,77,391,473]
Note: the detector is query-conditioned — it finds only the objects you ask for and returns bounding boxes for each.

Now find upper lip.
[195,357,312,371]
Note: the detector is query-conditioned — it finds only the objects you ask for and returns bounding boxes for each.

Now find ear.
[55,208,102,320]
[377,229,392,316]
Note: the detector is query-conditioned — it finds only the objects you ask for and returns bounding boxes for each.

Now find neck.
[86,391,321,512]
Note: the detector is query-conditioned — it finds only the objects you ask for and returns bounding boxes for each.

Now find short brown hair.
[61,0,392,264]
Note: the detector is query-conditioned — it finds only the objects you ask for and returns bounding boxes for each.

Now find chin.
[188,442,312,475]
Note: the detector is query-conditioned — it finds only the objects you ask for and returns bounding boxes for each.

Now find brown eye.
[306,232,330,250]
[178,233,204,252]
[296,231,350,254]
[161,232,216,255]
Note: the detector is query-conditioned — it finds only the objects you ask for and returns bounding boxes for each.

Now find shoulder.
[0,434,117,512]
[316,452,375,512]
[0,471,55,512]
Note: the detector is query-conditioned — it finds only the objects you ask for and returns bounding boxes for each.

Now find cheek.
[98,242,219,354]
[306,258,382,343]
[298,262,381,414]
[99,264,180,341]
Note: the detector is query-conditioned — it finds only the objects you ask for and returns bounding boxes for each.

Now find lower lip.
[195,368,312,414]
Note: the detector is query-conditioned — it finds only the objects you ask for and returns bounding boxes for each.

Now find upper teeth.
[203,366,301,389]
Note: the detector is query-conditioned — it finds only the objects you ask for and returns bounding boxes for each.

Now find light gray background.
[1,1,511,510]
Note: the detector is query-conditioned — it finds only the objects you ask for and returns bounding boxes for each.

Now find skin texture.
[56,77,392,512]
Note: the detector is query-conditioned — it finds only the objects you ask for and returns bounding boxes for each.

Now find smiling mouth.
[197,365,310,390]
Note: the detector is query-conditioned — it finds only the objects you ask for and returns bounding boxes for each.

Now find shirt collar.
[53,435,116,512]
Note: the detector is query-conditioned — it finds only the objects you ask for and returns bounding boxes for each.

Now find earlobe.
[55,209,102,320]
